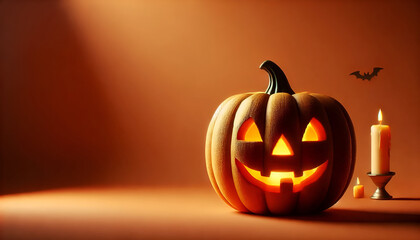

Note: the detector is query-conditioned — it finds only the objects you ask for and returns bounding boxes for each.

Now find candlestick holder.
[367,172,395,200]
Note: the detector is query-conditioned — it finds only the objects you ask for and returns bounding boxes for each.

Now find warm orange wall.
[1,0,419,195]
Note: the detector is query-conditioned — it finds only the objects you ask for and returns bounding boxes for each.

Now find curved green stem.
[260,60,294,95]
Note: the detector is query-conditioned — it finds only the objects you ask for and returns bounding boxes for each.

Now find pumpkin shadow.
[239,209,420,223]
[291,209,420,223]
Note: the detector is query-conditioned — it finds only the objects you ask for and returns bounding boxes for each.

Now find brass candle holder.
[367,172,395,200]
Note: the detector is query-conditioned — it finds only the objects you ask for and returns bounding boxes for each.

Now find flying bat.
[350,67,383,81]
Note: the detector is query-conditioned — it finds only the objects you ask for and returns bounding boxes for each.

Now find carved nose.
[272,135,294,156]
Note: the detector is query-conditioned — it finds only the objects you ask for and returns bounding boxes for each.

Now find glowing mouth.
[235,159,328,193]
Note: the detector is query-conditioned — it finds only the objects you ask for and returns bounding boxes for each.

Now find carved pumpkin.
[205,60,355,215]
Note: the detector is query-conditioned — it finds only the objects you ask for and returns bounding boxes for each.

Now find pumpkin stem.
[260,60,295,95]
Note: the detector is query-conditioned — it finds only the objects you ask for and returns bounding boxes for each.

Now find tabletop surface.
[1,187,419,240]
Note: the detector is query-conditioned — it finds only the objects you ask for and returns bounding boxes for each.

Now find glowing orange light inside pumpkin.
[302,118,326,142]
[237,118,263,142]
[235,159,328,193]
[272,135,294,156]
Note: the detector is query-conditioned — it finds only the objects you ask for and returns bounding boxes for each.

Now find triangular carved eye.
[237,118,263,142]
[302,118,326,142]
[272,135,294,156]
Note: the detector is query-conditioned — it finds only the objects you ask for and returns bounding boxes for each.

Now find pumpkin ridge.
[211,94,251,212]
[232,93,270,214]
[263,93,300,214]
[310,94,340,210]
[334,99,356,205]
[291,93,328,213]
[325,104,351,208]
[310,94,355,210]
[206,95,237,209]
[297,94,335,212]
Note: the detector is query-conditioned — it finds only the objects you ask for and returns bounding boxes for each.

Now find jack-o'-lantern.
[205,60,355,215]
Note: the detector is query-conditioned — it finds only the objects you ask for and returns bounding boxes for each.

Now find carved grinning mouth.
[235,159,328,193]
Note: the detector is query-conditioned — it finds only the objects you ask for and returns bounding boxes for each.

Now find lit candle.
[371,109,391,175]
[353,177,364,198]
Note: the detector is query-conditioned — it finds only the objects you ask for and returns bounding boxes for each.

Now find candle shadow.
[391,197,420,201]
[239,209,420,224]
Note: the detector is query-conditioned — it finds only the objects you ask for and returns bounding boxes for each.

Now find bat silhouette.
[350,67,383,81]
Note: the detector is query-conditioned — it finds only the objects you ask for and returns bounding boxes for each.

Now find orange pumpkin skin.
[205,61,355,215]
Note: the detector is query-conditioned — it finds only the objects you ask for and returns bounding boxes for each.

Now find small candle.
[353,177,364,198]
[371,109,391,175]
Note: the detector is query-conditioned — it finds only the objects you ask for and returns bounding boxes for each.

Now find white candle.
[371,109,391,175]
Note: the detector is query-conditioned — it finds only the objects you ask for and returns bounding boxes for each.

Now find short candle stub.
[367,172,395,200]
[353,177,364,198]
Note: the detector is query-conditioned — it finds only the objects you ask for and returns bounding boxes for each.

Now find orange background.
[1,0,419,198]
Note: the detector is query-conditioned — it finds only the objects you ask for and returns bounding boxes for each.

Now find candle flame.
[357,177,360,185]
[378,109,382,124]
